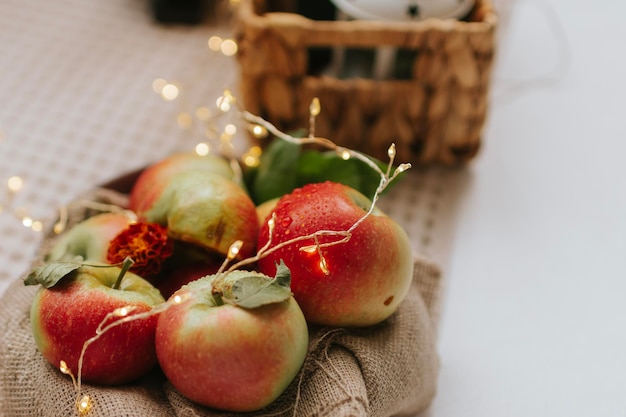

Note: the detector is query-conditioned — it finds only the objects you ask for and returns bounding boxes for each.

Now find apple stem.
[112,257,135,290]
[211,290,225,306]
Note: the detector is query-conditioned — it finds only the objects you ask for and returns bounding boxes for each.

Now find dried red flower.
[107,222,173,279]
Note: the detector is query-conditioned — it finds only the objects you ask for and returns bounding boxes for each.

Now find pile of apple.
[25,151,414,412]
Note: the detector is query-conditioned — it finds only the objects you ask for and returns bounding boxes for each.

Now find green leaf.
[250,139,301,204]
[243,137,403,204]
[229,262,292,309]
[274,260,292,288]
[24,258,84,288]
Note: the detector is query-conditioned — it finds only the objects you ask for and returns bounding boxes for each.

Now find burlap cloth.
[0,187,442,417]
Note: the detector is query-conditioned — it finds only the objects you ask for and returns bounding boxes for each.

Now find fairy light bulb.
[220,39,238,56]
[31,220,43,232]
[113,307,130,317]
[227,240,244,260]
[21,216,33,228]
[195,142,210,156]
[300,245,317,254]
[319,257,330,275]
[309,97,321,117]
[60,360,71,376]
[396,163,411,174]
[216,90,235,112]
[208,36,223,51]
[241,145,262,167]
[249,123,268,139]
[387,143,396,159]
[160,83,179,101]
[338,149,351,160]
[7,176,23,192]
[76,395,92,414]
[224,123,237,135]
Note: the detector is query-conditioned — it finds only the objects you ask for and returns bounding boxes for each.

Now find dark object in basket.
[150,0,208,24]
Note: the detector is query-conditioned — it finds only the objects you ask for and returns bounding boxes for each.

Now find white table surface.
[1,0,625,416]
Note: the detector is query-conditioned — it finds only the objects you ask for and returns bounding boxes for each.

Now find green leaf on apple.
[227,261,292,309]
[244,137,399,205]
[24,257,85,288]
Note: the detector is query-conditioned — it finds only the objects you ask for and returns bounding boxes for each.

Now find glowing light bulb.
[195,142,210,156]
[76,395,92,414]
[224,123,237,135]
[227,240,243,259]
[31,221,43,232]
[114,307,129,317]
[208,36,223,51]
[299,245,317,254]
[161,83,179,101]
[242,154,259,167]
[7,176,23,192]
[319,257,330,275]
[309,97,321,116]
[60,360,71,375]
[53,221,65,235]
[249,124,268,138]
[396,163,411,173]
[216,96,231,112]
[387,143,396,159]
[220,39,238,56]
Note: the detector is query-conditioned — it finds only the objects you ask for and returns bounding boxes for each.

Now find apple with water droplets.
[27,261,165,385]
[257,181,414,327]
[155,267,309,411]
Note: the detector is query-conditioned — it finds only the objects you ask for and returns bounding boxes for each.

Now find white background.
[431,1,626,415]
[0,0,624,416]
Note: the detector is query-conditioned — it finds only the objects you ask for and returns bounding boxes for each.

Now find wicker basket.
[234,0,498,165]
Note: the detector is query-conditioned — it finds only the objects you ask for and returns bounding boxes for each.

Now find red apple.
[155,269,309,412]
[257,181,414,327]
[129,152,236,214]
[28,262,165,385]
[134,170,259,259]
[45,212,135,263]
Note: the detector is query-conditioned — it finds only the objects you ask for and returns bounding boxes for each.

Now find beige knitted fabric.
[0,188,442,417]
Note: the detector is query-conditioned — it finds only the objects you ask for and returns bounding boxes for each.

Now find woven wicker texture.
[235,0,497,165]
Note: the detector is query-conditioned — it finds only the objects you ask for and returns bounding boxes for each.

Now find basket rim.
[235,0,498,45]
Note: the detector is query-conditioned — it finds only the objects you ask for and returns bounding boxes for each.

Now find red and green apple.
[257,181,414,327]
[27,261,165,385]
[155,267,309,412]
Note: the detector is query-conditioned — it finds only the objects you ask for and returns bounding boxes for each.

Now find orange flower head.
[107,222,173,279]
